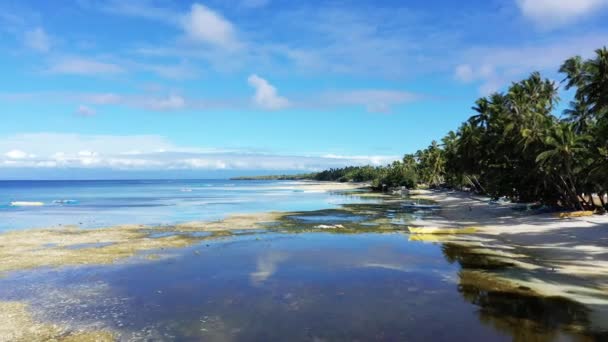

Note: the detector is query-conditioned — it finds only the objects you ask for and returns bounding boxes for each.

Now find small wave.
[10,201,45,207]
[53,199,78,205]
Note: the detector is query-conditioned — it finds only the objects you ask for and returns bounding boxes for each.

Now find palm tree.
[536,123,589,210]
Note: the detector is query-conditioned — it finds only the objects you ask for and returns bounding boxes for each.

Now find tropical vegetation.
[289,48,608,211]
[236,48,607,211]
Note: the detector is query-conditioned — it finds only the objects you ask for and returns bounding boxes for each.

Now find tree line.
[313,48,608,211]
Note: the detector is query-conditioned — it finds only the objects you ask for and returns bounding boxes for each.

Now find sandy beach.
[410,189,608,329]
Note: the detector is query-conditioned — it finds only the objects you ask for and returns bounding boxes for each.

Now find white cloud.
[516,0,608,28]
[78,150,97,157]
[454,34,608,94]
[0,133,399,171]
[322,90,419,113]
[1,91,197,112]
[86,1,445,78]
[2,88,422,114]
[181,3,239,49]
[76,105,96,116]
[5,149,28,159]
[48,57,124,75]
[24,27,50,52]
[0,133,176,157]
[142,95,186,111]
[83,93,122,105]
[247,74,289,110]
[141,63,199,79]
[322,154,399,166]
[454,64,474,83]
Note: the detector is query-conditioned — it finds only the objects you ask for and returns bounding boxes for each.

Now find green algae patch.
[458,270,534,296]
[174,212,284,232]
[0,214,275,275]
[275,202,415,234]
[457,270,597,339]
[0,228,201,274]
[443,240,608,308]
[0,301,115,342]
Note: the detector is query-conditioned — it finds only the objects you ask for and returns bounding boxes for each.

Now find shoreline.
[0,181,371,275]
[411,189,608,314]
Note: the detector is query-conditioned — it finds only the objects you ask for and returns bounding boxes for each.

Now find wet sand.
[410,189,608,329]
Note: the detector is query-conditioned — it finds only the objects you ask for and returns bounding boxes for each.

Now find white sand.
[410,189,608,319]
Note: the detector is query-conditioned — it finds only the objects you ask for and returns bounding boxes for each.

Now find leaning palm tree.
[536,122,589,210]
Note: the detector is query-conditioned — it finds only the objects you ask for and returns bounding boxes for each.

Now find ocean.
[0,179,372,231]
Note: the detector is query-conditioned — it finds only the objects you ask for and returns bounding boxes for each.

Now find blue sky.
[1,0,607,178]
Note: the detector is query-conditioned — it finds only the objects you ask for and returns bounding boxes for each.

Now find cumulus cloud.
[247,74,289,110]
[76,105,96,116]
[24,27,50,52]
[181,3,239,49]
[5,149,28,159]
[0,133,399,171]
[48,57,124,75]
[516,0,608,28]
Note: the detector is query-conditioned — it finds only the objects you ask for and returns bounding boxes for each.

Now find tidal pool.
[2,229,605,341]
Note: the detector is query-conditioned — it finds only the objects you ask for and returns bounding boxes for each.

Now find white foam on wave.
[10,201,45,207]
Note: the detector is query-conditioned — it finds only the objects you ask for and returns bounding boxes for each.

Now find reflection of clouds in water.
[356,245,421,273]
[360,262,411,272]
[250,252,288,286]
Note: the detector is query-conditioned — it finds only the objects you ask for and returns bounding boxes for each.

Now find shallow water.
[0,233,458,339]
[0,180,376,231]
[2,230,604,341]
[1,181,606,341]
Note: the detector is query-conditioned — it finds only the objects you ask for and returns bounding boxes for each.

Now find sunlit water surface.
[0,180,605,341]
[0,180,373,231]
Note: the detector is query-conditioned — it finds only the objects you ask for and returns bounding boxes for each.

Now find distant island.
[231,174,316,180]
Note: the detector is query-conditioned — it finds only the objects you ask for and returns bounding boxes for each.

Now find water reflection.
[440,242,608,341]
[250,252,288,286]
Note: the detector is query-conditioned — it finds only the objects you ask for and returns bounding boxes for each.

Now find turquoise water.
[0,180,374,231]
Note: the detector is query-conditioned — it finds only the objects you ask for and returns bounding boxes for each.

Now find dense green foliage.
[437,47,608,210]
